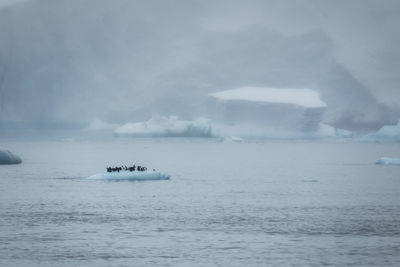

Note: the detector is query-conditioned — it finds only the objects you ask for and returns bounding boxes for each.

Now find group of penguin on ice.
[106,165,153,173]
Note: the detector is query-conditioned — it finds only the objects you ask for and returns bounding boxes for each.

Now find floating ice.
[114,116,212,137]
[375,157,400,165]
[87,170,170,181]
[360,120,400,143]
[0,147,22,164]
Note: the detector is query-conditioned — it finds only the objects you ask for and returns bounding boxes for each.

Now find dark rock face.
[0,148,22,164]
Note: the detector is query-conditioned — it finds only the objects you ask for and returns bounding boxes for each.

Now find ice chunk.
[87,170,170,180]
[114,116,212,137]
[229,136,243,142]
[0,147,22,164]
[360,120,400,143]
[375,157,400,165]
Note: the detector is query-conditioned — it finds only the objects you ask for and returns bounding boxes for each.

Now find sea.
[0,137,399,266]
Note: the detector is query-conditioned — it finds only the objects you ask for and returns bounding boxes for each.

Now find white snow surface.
[114,116,212,137]
[209,86,327,108]
[87,170,170,181]
[0,147,22,164]
[375,157,400,165]
[360,120,400,143]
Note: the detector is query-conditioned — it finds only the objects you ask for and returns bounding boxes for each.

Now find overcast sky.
[0,0,399,130]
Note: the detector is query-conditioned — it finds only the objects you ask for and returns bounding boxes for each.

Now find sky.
[0,0,399,131]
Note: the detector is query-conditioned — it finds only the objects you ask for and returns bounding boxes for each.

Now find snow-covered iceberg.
[360,120,400,143]
[87,170,170,181]
[114,116,212,137]
[375,157,400,165]
[0,147,22,165]
[208,87,327,135]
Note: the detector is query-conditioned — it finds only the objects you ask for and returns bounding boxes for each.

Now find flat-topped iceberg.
[87,170,170,181]
[208,87,327,134]
[114,116,211,137]
[360,120,400,143]
[375,157,400,165]
[0,147,22,165]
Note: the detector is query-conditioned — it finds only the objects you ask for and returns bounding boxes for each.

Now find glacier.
[360,120,400,143]
[87,170,170,181]
[0,147,22,165]
[114,116,212,137]
[375,157,400,165]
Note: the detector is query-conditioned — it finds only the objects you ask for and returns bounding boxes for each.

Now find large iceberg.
[0,147,22,164]
[360,120,400,143]
[87,170,170,181]
[207,86,329,137]
[114,116,212,137]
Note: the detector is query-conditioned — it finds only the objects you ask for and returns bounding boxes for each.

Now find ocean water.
[0,138,399,266]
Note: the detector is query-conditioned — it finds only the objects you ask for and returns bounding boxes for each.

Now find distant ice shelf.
[0,147,22,165]
[87,170,170,180]
[375,157,400,165]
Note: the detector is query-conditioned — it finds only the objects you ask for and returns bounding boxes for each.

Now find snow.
[87,170,170,180]
[209,86,327,108]
[0,147,22,164]
[360,120,400,143]
[375,157,400,165]
[114,116,212,137]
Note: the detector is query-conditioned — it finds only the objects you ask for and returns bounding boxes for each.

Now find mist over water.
[0,0,399,130]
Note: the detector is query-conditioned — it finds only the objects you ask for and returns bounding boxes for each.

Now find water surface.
[0,138,399,266]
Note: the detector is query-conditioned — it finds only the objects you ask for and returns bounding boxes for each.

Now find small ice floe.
[229,136,243,142]
[87,170,170,181]
[0,147,22,165]
[375,157,400,165]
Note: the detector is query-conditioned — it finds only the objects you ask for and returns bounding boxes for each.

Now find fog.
[0,0,399,132]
